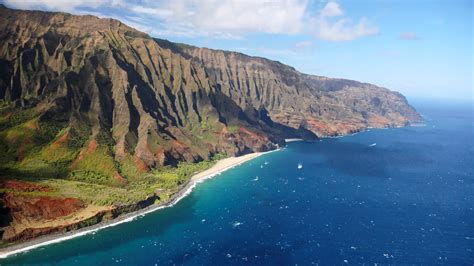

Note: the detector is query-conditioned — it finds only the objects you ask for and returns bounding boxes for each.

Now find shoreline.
[0,151,274,259]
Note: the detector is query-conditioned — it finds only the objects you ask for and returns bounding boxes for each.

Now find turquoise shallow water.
[3,99,474,265]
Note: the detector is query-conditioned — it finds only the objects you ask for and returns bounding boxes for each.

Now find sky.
[2,0,473,100]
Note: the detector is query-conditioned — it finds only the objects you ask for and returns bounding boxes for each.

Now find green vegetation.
[0,106,228,209]
[152,153,226,190]
[45,152,226,206]
[34,120,64,146]
[0,186,59,198]
[187,117,222,145]
[227,124,240,134]
[96,129,115,149]
[68,125,90,150]
[70,146,119,186]
[0,108,86,180]
[118,155,146,180]
[0,103,38,131]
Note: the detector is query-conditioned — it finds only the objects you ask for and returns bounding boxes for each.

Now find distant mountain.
[0,5,423,245]
[158,39,421,136]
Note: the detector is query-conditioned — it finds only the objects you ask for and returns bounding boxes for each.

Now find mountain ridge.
[0,5,421,245]
[155,39,420,136]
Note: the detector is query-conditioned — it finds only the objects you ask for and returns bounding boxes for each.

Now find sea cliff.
[0,5,421,250]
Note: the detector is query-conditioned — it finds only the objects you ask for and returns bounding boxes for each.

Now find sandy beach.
[0,151,271,259]
[191,152,263,182]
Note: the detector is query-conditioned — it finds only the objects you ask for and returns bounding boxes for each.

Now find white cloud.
[4,0,379,41]
[311,1,379,41]
[399,32,420,40]
[320,1,343,17]
[130,6,173,18]
[146,0,308,35]
[4,0,113,11]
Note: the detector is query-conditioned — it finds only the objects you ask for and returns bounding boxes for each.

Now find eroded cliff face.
[162,42,422,136]
[0,6,422,171]
[0,5,422,245]
[0,6,319,170]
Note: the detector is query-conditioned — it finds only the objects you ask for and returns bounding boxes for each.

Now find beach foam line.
[0,149,279,259]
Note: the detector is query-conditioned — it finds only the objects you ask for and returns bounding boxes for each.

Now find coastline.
[0,151,273,259]
[0,123,422,259]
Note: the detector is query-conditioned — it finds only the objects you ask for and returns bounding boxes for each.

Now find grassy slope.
[0,102,226,206]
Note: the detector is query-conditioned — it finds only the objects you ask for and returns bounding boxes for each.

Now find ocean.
[2,99,473,265]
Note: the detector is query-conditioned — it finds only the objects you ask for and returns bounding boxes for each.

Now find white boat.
[368,143,377,147]
[297,163,303,169]
[232,221,243,228]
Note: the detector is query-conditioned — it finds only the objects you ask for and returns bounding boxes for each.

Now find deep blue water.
[3,99,474,265]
